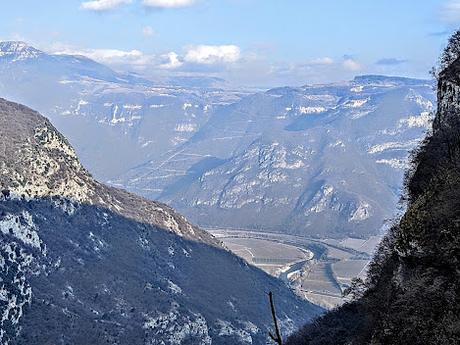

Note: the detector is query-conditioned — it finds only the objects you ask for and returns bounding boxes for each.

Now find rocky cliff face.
[0,98,321,345]
[286,61,460,344]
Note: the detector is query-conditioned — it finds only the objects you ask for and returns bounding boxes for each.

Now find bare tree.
[268,292,283,345]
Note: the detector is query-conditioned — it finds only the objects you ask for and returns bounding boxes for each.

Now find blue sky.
[0,0,458,87]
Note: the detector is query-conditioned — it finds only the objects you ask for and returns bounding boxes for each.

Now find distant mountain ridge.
[0,41,436,238]
[0,41,158,87]
[0,98,321,344]
[118,75,435,238]
[0,41,44,61]
[0,41,249,180]
[352,74,431,85]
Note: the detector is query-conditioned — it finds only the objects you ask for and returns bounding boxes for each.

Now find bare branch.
[268,291,283,345]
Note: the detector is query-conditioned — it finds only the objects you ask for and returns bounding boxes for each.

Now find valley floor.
[209,229,381,309]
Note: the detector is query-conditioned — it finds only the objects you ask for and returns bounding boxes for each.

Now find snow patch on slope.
[0,212,43,251]
[175,123,197,133]
[143,302,212,345]
[349,201,371,222]
[399,111,432,129]
[368,140,420,154]
[344,98,369,108]
[298,106,326,114]
[376,158,408,170]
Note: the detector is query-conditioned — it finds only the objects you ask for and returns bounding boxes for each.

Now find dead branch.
[268,291,283,345]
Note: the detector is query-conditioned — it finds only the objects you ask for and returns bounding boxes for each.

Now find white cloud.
[53,45,153,67]
[159,52,183,69]
[142,0,196,8]
[83,49,147,65]
[184,45,241,65]
[343,58,361,71]
[49,43,240,72]
[306,57,334,65]
[81,0,132,11]
[142,26,155,37]
[441,0,460,23]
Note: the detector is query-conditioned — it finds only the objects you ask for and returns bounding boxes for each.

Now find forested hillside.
[287,31,460,345]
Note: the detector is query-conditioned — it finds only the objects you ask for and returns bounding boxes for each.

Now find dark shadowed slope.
[0,98,322,345]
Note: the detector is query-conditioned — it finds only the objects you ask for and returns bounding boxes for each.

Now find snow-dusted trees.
[440,30,460,71]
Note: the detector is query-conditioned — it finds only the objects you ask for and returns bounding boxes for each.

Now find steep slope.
[120,76,435,238]
[0,98,210,243]
[286,59,460,344]
[0,98,322,345]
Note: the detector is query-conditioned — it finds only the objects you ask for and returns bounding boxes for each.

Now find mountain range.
[123,75,435,238]
[0,41,436,238]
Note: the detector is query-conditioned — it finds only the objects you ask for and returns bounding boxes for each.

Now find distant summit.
[0,41,44,61]
[353,74,432,86]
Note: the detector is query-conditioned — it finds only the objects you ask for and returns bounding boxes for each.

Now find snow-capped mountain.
[0,98,321,344]
[0,41,44,61]
[0,42,436,238]
[0,41,151,84]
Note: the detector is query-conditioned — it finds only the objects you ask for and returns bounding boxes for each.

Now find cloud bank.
[343,58,361,71]
[53,45,153,67]
[159,52,183,69]
[142,0,196,8]
[50,43,242,72]
[47,41,374,87]
[81,0,132,11]
[184,45,241,65]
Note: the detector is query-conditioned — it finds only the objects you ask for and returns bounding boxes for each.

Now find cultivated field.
[223,237,312,276]
[332,259,369,285]
[209,229,382,309]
